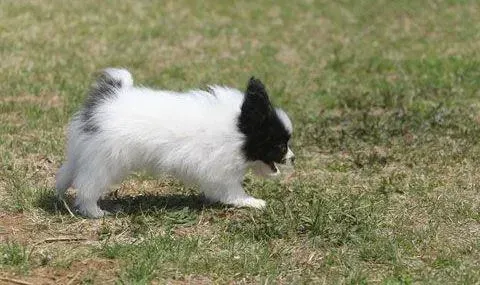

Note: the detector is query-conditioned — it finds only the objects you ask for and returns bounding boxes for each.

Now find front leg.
[200,181,266,209]
[226,195,266,209]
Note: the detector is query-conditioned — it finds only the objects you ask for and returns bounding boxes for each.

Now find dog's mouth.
[267,157,295,173]
[267,162,279,173]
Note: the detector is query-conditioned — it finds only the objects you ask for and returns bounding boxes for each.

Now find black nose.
[291,156,295,165]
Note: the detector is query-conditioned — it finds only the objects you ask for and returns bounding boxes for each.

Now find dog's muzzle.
[280,147,295,165]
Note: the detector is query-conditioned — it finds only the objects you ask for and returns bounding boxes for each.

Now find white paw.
[229,197,266,209]
[75,205,109,219]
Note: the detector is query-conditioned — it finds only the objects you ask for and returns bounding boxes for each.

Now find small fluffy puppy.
[56,68,294,218]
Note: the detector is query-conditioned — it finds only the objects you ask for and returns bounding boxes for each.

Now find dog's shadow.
[100,193,212,214]
[39,191,220,217]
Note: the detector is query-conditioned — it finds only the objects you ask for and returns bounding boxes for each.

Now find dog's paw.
[75,205,110,219]
[229,197,266,209]
[246,197,267,209]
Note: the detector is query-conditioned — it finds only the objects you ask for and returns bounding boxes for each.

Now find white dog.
[56,68,294,218]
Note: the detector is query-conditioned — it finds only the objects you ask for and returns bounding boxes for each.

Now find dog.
[55,68,294,218]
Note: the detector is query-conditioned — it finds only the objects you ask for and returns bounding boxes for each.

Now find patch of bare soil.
[0,213,120,284]
[0,213,32,244]
[1,258,118,285]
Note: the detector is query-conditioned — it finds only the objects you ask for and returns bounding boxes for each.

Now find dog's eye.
[277,144,287,153]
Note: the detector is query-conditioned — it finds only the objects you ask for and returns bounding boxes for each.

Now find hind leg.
[74,176,109,218]
[75,192,106,218]
[55,161,75,199]
[73,165,124,218]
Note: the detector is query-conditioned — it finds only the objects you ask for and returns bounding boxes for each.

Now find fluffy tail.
[80,68,134,132]
[55,161,74,199]
[98,68,134,89]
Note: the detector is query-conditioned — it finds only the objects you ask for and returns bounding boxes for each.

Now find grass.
[1,0,480,283]
[0,242,29,273]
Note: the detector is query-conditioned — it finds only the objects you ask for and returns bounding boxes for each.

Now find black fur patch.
[238,77,291,164]
[198,86,217,98]
[81,73,122,133]
[204,86,215,95]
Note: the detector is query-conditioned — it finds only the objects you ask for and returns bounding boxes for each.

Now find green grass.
[1,0,480,283]
[0,242,29,273]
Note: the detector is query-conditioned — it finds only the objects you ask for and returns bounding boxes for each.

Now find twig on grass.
[61,198,76,218]
[66,271,82,285]
[28,237,88,261]
[0,277,34,285]
[33,237,88,245]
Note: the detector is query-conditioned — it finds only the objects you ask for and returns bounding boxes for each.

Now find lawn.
[1,0,480,284]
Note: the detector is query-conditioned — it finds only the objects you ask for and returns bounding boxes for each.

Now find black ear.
[246,77,273,113]
[239,77,274,134]
[246,77,269,100]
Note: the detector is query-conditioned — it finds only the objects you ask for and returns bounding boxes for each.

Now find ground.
[1,0,480,284]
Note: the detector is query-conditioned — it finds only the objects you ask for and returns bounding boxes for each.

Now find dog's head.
[238,77,294,174]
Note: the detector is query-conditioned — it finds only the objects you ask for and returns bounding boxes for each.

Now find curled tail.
[55,161,74,198]
[81,68,134,133]
[88,68,134,103]
[98,68,133,89]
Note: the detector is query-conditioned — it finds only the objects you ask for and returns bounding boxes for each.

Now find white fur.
[275,108,293,134]
[56,68,293,218]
